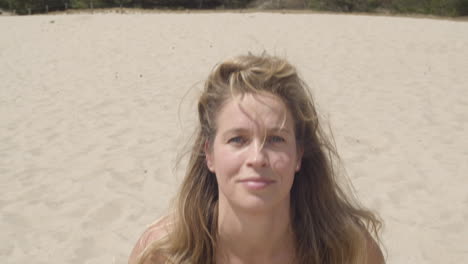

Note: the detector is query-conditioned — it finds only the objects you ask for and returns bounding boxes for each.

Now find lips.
[239,178,275,183]
[238,178,275,190]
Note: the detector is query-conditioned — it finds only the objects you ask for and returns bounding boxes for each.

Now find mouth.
[238,178,276,190]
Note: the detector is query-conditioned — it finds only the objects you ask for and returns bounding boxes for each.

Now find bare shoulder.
[365,231,385,264]
[128,216,171,264]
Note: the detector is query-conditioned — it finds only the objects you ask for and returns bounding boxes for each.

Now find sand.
[0,11,467,264]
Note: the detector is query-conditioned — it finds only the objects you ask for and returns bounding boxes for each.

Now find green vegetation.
[307,0,468,16]
[0,0,250,14]
[0,0,466,16]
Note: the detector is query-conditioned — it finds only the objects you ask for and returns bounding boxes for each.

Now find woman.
[129,54,385,264]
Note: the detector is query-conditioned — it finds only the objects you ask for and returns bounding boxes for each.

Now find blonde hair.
[136,53,383,264]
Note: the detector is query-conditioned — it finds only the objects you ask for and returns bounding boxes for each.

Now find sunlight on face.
[206,93,302,213]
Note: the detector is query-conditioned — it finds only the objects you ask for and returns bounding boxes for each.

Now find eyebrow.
[268,127,293,135]
[222,127,293,136]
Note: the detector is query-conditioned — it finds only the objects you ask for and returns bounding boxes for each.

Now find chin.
[233,196,286,214]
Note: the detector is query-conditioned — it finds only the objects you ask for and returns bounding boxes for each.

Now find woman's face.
[206,92,302,213]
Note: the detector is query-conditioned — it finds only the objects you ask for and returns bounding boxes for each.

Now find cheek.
[213,147,243,179]
[270,151,298,181]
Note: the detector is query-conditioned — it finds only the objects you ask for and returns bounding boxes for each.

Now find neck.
[216,196,295,264]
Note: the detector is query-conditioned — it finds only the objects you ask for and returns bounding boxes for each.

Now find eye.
[228,136,247,145]
[268,135,285,143]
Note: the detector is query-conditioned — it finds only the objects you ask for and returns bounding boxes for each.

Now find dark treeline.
[0,0,467,16]
[0,0,251,14]
[308,0,468,16]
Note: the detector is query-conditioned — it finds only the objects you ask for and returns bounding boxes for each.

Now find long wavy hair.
[136,53,383,264]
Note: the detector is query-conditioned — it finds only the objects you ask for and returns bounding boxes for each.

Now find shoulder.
[364,231,385,264]
[128,217,171,264]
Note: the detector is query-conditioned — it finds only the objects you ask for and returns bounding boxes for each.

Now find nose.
[246,141,268,168]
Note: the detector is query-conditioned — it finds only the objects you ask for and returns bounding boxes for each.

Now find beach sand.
[1,11,467,264]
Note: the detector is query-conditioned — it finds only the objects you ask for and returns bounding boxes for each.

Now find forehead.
[215,93,294,132]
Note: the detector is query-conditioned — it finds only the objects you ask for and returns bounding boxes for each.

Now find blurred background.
[1,0,468,17]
